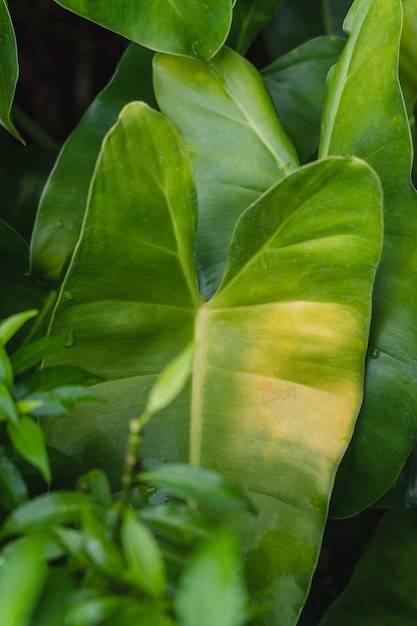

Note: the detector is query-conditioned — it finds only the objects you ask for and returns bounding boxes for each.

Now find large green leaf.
[53,0,231,59]
[319,510,417,626]
[44,102,382,624]
[154,47,299,298]
[0,0,22,142]
[30,44,156,286]
[319,0,417,517]
[227,0,283,54]
[262,36,345,162]
[399,0,417,119]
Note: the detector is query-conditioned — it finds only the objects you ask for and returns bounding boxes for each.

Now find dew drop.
[63,291,74,300]
[64,330,75,347]
[370,347,380,359]
[327,454,334,462]
[192,40,199,56]
[56,221,63,228]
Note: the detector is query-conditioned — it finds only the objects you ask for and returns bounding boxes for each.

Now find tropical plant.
[1,0,417,624]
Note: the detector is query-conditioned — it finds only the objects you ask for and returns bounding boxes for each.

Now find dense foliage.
[1,0,417,624]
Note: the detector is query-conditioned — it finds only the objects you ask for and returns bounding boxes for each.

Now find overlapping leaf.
[320,0,417,517]
[53,0,231,59]
[154,47,299,297]
[30,44,156,286]
[227,0,283,54]
[44,101,382,623]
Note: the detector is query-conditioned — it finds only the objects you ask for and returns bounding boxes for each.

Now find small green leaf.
[140,503,211,545]
[146,343,194,416]
[7,416,51,482]
[0,380,18,423]
[0,534,49,626]
[140,464,255,513]
[0,491,92,540]
[0,309,38,346]
[175,528,248,626]
[0,454,28,511]
[0,0,23,142]
[81,509,126,580]
[10,332,72,376]
[121,508,166,597]
[16,385,104,417]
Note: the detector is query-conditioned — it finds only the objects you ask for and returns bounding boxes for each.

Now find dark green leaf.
[76,469,112,506]
[140,503,212,545]
[80,509,126,580]
[262,36,345,162]
[0,308,38,346]
[319,510,417,626]
[0,380,18,423]
[0,0,23,141]
[10,332,72,376]
[227,0,283,54]
[7,416,51,482]
[17,385,104,418]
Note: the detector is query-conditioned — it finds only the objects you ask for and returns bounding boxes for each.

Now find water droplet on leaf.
[370,347,380,359]
[63,291,74,300]
[258,253,268,271]
[64,330,75,347]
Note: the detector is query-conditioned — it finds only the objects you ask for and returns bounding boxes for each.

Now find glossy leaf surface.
[0,0,22,141]
[44,101,382,624]
[30,44,156,285]
[53,0,231,59]
[262,36,345,162]
[154,47,299,298]
[319,510,417,626]
[320,0,417,517]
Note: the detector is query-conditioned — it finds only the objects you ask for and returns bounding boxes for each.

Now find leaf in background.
[53,0,231,59]
[121,508,166,597]
[0,343,13,388]
[319,510,417,626]
[227,0,284,54]
[0,0,23,142]
[399,0,417,119]
[16,364,101,396]
[175,528,248,626]
[80,509,126,580]
[140,503,212,545]
[146,343,194,416]
[30,44,156,286]
[0,454,28,511]
[7,416,51,482]
[17,385,104,417]
[140,464,255,513]
[10,331,71,375]
[42,97,382,623]
[319,0,417,517]
[262,36,345,162]
[0,220,48,327]
[0,309,38,346]
[154,47,299,298]
[321,0,353,36]
[375,444,417,509]
[0,491,92,540]
[0,534,48,626]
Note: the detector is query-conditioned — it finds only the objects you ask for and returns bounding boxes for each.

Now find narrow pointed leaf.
[320,0,417,517]
[227,0,284,54]
[30,44,156,285]
[0,381,18,423]
[43,97,382,624]
[154,47,299,298]
[7,417,51,483]
[146,343,195,415]
[81,509,126,580]
[319,510,417,626]
[0,454,28,511]
[0,0,23,142]
[399,0,417,118]
[262,36,345,162]
[53,0,231,59]
[0,309,38,346]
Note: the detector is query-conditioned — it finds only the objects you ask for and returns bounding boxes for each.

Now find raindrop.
[258,253,269,271]
[327,454,334,462]
[63,291,74,300]
[191,40,199,56]
[370,347,380,359]
[64,330,75,347]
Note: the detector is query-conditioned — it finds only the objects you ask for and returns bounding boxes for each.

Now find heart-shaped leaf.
[43,102,382,622]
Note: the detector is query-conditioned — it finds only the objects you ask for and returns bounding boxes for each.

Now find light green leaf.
[43,103,382,622]
[10,332,72,375]
[53,0,231,59]
[81,509,126,580]
[0,343,13,388]
[227,0,284,54]
[146,343,194,416]
[0,534,48,626]
[0,308,38,346]
[30,44,156,286]
[0,491,91,540]
[121,508,166,597]
[0,381,18,423]
[0,0,23,142]
[7,416,51,482]
[175,528,248,626]
[319,0,417,517]
[262,36,345,162]
[140,464,255,513]
[17,385,103,417]
[154,47,299,298]
[319,510,417,626]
